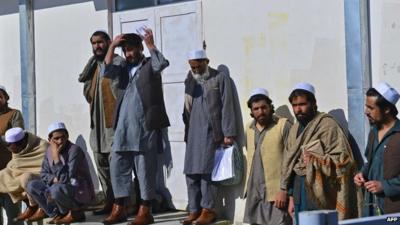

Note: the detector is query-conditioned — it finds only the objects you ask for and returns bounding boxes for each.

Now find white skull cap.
[374,82,400,105]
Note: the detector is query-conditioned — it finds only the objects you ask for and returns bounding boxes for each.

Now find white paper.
[211,145,235,182]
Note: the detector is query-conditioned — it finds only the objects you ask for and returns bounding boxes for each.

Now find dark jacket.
[106,53,170,131]
[366,127,400,213]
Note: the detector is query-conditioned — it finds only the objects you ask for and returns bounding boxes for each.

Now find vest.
[367,130,400,213]
[0,108,16,169]
[113,57,170,130]
[183,67,224,143]
[244,116,287,202]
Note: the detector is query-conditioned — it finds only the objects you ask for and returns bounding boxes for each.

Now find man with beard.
[27,122,95,224]
[182,49,242,225]
[102,29,170,225]
[354,82,400,216]
[78,30,124,215]
[0,85,24,225]
[281,82,359,223]
[243,88,292,225]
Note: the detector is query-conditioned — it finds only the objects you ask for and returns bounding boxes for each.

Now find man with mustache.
[243,88,292,225]
[102,29,170,225]
[78,30,124,215]
[281,82,359,223]
[354,82,400,216]
[182,49,242,225]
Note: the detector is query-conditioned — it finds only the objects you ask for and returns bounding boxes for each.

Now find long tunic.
[184,83,215,174]
[244,121,291,225]
[111,49,168,152]
[184,72,237,174]
[361,120,400,216]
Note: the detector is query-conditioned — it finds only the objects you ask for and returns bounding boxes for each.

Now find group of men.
[0,26,399,225]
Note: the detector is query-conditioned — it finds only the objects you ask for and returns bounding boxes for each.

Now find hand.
[222,137,234,147]
[273,190,288,209]
[142,28,156,50]
[354,172,366,187]
[110,34,125,48]
[302,150,311,165]
[288,196,295,219]
[365,180,383,194]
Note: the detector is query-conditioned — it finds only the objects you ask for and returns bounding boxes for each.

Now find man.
[0,85,24,225]
[78,30,124,215]
[0,127,47,221]
[26,122,95,224]
[102,28,170,225]
[243,88,292,225]
[182,49,242,225]
[281,82,359,223]
[354,82,400,216]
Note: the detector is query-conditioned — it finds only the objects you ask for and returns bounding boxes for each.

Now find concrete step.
[25,211,231,225]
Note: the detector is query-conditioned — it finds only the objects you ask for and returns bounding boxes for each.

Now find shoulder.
[112,54,125,65]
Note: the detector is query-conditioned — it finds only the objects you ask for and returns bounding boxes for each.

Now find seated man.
[0,127,48,221]
[26,122,95,224]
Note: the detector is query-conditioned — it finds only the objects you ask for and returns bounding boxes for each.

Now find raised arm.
[142,28,169,73]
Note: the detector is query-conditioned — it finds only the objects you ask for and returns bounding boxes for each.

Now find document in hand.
[211,145,235,182]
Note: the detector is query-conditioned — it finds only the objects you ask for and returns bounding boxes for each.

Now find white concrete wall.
[201,0,348,222]
[370,0,400,110]
[0,0,21,111]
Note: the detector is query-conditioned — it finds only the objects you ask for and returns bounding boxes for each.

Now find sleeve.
[40,153,56,186]
[220,73,237,138]
[383,176,400,197]
[149,49,169,73]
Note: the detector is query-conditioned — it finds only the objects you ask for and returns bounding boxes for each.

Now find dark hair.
[0,89,9,102]
[247,94,275,113]
[288,89,316,105]
[366,88,398,117]
[121,33,142,47]
[48,129,69,139]
[90,31,111,42]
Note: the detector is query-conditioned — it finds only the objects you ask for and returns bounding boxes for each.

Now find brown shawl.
[281,112,360,219]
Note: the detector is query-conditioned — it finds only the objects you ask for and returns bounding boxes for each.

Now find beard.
[192,67,210,84]
[93,48,107,61]
[295,111,315,125]
[255,113,272,126]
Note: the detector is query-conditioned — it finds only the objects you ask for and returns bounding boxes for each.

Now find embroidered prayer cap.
[5,127,25,143]
[187,49,208,60]
[374,82,400,105]
[293,82,315,95]
[121,33,142,47]
[249,88,269,99]
[48,122,67,136]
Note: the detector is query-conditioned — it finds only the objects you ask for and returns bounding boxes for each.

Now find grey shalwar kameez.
[243,123,292,225]
[184,69,238,212]
[27,142,94,217]
[106,49,169,201]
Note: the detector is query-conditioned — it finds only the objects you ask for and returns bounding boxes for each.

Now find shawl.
[281,112,360,219]
[0,133,48,202]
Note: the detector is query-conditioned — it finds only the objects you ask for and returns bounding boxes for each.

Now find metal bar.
[344,0,371,155]
[19,0,36,133]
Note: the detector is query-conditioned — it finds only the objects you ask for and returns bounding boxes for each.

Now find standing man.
[78,30,124,215]
[27,122,95,224]
[243,88,292,225]
[182,50,242,225]
[281,82,359,223]
[0,85,24,225]
[102,29,170,225]
[354,82,400,216]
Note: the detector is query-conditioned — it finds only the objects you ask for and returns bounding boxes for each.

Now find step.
[25,211,231,225]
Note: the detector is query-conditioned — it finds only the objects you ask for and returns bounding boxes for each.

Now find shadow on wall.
[0,0,106,16]
[75,135,100,191]
[275,105,295,124]
[329,109,364,169]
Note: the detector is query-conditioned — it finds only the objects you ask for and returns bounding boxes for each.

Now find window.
[115,0,193,11]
